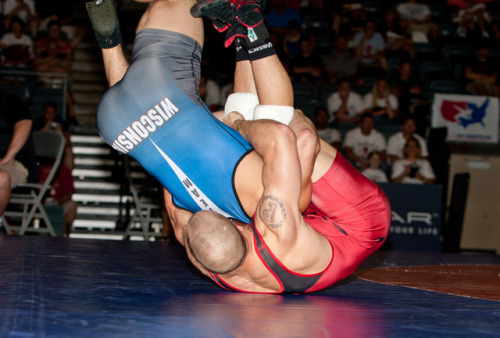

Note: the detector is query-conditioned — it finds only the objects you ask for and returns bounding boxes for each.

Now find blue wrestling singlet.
[96,29,253,223]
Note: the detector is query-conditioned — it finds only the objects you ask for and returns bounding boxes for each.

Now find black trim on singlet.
[209,272,238,292]
[248,218,323,293]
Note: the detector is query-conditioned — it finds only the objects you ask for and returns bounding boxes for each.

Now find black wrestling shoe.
[191,0,261,24]
[85,0,122,49]
[191,0,268,48]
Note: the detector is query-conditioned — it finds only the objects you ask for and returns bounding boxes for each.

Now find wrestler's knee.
[295,125,320,159]
[0,169,12,190]
[374,191,392,245]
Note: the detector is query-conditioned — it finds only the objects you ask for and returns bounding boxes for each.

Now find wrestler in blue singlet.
[96,29,253,223]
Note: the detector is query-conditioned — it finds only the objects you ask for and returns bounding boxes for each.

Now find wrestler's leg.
[250,56,292,107]
[135,0,204,46]
[232,57,317,212]
[91,0,203,86]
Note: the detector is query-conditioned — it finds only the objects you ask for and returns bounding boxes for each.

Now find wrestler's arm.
[225,113,303,244]
[102,46,129,86]
[162,189,192,246]
[163,188,217,279]
[232,60,318,209]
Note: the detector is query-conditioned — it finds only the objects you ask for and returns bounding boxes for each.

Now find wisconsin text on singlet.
[111,96,179,154]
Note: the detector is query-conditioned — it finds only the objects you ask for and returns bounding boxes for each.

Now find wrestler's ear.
[233,222,247,233]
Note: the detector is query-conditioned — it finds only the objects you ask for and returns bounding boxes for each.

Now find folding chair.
[3,130,65,236]
[0,215,12,234]
[122,156,164,240]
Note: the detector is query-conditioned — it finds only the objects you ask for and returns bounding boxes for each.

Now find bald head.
[186,211,247,274]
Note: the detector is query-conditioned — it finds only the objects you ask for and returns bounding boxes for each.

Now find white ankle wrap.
[224,92,260,120]
[253,104,294,125]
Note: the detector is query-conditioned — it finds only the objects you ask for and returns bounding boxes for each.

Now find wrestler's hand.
[223,111,245,130]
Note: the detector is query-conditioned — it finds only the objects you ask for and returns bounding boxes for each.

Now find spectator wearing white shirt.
[391,137,435,184]
[362,151,388,183]
[363,78,399,125]
[2,0,38,37]
[0,16,34,68]
[396,0,438,41]
[453,0,492,39]
[326,78,364,125]
[312,107,342,150]
[387,117,428,164]
[344,113,386,170]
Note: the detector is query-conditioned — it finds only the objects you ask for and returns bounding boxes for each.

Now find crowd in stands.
[2,0,499,236]
[0,1,82,125]
[200,0,500,185]
[0,1,83,236]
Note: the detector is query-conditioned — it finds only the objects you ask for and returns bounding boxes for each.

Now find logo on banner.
[440,98,489,128]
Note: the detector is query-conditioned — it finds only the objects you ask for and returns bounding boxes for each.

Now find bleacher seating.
[292,81,317,100]
[442,44,475,67]
[317,83,337,106]
[294,97,320,119]
[0,70,67,119]
[428,3,451,23]
[302,15,333,36]
[419,60,454,89]
[429,80,461,94]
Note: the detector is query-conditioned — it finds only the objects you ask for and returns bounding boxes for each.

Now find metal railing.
[0,68,68,118]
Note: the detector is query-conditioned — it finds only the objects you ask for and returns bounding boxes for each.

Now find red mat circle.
[356,265,500,301]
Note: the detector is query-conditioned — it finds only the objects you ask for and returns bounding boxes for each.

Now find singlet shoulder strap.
[249,217,323,293]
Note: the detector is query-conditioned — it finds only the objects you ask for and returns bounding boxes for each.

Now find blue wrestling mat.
[0,236,499,337]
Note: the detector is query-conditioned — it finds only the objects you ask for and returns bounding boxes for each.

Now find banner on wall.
[431,93,499,143]
[379,183,442,252]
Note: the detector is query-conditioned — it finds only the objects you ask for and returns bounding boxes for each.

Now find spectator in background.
[33,19,74,88]
[380,9,415,59]
[453,0,493,39]
[32,101,77,237]
[386,117,428,165]
[464,43,500,97]
[0,91,37,218]
[396,0,438,42]
[284,0,301,12]
[326,77,364,125]
[362,151,388,183]
[0,16,34,69]
[290,37,323,84]
[282,19,304,61]
[265,0,302,38]
[343,113,387,171]
[363,77,399,125]
[322,35,358,84]
[391,137,435,184]
[388,60,422,122]
[353,20,388,78]
[36,1,87,48]
[200,30,235,112]
[38,156,77,237]
[2,0,38,37]
[32,101,74,170]
[338,3,367,38]
[299,0,328,18]
[312,107,341,150]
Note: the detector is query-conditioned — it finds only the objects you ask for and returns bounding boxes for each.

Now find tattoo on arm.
[259,195,286,229]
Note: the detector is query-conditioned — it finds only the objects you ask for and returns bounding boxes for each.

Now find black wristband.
[235,44,250,62]
[247,40,276,61]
